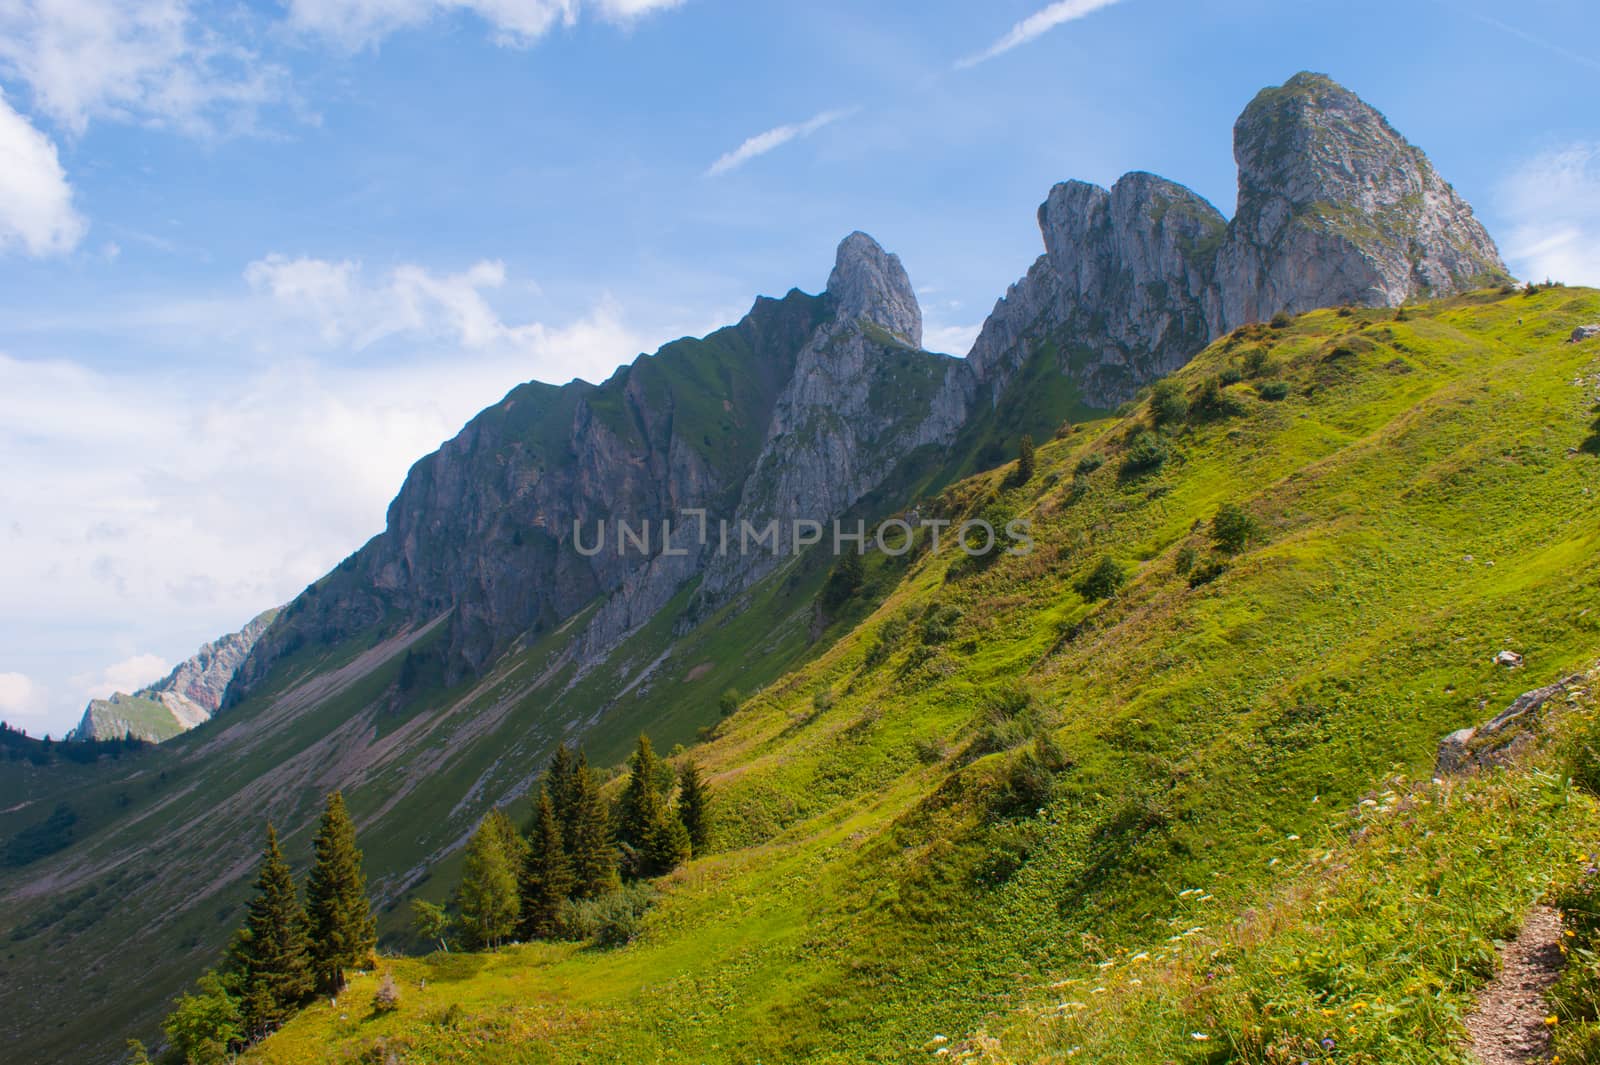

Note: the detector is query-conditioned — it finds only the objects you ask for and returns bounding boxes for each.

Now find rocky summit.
[968,71,1508,408]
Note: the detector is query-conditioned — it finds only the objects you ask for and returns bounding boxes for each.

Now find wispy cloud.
[1455,8,1600,75]
[287,0,687,51]
[955,0,1125,70]
[705,107,857,177]
[1499,142,1600,287]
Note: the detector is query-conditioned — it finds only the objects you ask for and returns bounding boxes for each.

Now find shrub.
[557,883,657,948]
[1120,430,1168,477]
[1217,366,1243,387]
[1257,380,1290,401]
[1187,557,1228,588]
[1191,377,1245,421]
[1211,503,1257,554]
[996,734,1071,818]
[1149,379,1189,426]
[1076,556,1126,600]
[1174,544,1198,576]
[912,737,946,765]
[1074,453,1104,476]
[717,688,740,718]
[919,603,964,644]
[1242,347,1271,377]
[372,973,401,1015]
[1270,311,1292,329]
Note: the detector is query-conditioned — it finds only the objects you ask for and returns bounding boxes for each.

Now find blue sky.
[2,0,1598,736]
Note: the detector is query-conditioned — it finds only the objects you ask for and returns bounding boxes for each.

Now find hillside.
[234,286,1600,1063]
[0,72,1552,1064]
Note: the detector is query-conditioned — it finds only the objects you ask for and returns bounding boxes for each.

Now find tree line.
[153,792,376,1064]
[428,736,712,951]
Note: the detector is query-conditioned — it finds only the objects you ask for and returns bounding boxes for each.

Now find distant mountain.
[0,73,1537,1064]
[65,608,279,743]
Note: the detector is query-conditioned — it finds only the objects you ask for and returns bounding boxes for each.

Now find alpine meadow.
[2,11,1599,1065]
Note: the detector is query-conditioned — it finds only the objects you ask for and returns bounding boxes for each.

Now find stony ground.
[1466,906,1564,1065]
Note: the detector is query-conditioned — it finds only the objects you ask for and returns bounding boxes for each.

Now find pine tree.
[230,824,313,1038]
[569,754,620,899]
[517,787,574,939]
[457,811,520,950]
[303,791,377,992]
[545,744,579,852]
[676,760,711,855]
[1014,433,1036,484]
[617,735,689,878]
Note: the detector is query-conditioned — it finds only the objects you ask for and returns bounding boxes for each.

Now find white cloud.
[1499,142,1600,287]
[922,322,980,357]
[72,653,171,701]
[0,672,49,729]
[706,108,856,178]
[954,0,1125,70]
[0,0,289,135]
[244,255,636,379]
[0,90,85,255]
[286,0,684,49]
[0,258,651,733]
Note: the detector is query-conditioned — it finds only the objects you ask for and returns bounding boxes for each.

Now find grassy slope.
[248,286,1600,1064]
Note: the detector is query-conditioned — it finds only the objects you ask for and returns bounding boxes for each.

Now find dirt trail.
[1466,906,1564,1064]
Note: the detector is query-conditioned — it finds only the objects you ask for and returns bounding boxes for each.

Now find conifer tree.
[517,787,574,939]
[303,791,377,992]
[458,810,520,949]
[618,735,690,878]
[545,744,579,851]
[231,824,313,1037]
[676,760,712,856]
[569,755,620,898]
[1014,433,1036,484]
[616,734,666,854]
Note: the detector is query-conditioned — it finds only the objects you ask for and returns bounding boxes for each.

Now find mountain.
[65,609,279,743]
[247,284,1600,1063]
[0,72,1548,1064]
[968,72,1507,409]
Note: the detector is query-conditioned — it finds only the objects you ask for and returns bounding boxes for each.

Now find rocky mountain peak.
[1213,71,1507,329]
[825,231,923,347]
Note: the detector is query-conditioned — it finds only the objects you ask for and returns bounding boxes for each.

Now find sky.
[1,0,1598,737]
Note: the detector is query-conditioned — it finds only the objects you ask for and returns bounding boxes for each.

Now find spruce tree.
[545,744,579,851]
[458,810,520,949]
[676,760,711,855]
[517,787,573,940]
[618,736,689,878]
[303,791,377,992]
[1014,433,1036,484]
[568,755,620,899]
[616,734,666,855]
[231,824,313,1038]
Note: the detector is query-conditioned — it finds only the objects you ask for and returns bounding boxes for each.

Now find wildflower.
[1190,1032,1209,1041]
[1321,1037,1336,1051]
[1547,1015,1560,1026]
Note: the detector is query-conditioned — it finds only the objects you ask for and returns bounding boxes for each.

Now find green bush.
[1270,311,1292,329]
[1074,453,1104,476]
[1120,431,1168,477]
[1187,557,1228,588]
[1076,556,1126,600]
[1257,380,1290,401]
[1211,503,1258,554]
[557,883,658,948]
[1149,379,1189,426]
[1174,544,1198,576]
[717,688,740,718]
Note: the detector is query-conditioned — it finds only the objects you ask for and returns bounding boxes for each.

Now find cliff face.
[967,72,1508,409]
[1210,72,1507,332]
[230,234,971,702]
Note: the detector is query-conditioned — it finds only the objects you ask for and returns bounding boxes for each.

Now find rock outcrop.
[1211,72,1506,333]
[968,72,1509,408]
[68,608,278,742]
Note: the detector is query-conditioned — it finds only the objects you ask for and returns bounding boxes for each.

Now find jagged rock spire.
[825,231,923,347]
